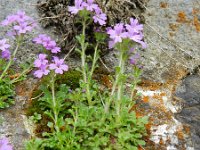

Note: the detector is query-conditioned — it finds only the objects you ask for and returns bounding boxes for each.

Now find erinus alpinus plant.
[0,0,148,149]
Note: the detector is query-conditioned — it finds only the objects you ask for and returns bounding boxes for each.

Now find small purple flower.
[128,33,147,49]
[93,8,107,25]
[49,57,68,74]
[32,34,48,45]
[0,39,10,51]
[15,10,31,23]
[129,53,140,65]
[34,54,48,67]
[51,47,61,53]
[34,64,50,78]
[13,22,33,34]
[33,34,61,54]
[6,30,17,38]
[1,15,17,26]
[108,40,115,49]
[107,23,128,47]
[125,18,143,34]
[129,47,135,53]
[68,0,84,14]
[44,40,56,50]
[1,49,11,60]
[0,137,13,150]
[82,0,98,12]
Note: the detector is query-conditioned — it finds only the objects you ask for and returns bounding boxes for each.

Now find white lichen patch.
[136,86,194,149]
[150,118,183,149]
[137,87,182,113]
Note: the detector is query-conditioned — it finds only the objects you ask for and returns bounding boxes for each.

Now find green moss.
[55,70,82,89]
[25,97,43,117]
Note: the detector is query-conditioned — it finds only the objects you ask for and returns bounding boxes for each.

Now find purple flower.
[108,40,115,49]
[13,22,33,34]
[1,11,32,27]
[1,15,17,26]
[129,53,140,65]
[1,49,11,60]
[34,64,50,78]
[44,40,56,50]
[34,54,48,68]
[0,39,10,51]
[93,8,107,25]
[128,33,147,49]
[82,0,98,12]
[32,34,48,45]
[33,34,61,54]
[49,57,68,74]
[51,47,61,53]
[6,30,17,38]
[125,18,143,34]
[0,137,13,150]
[129,47,135,53]
[68,0,84,14]
[15,10,31,23]
[107,23,128,47]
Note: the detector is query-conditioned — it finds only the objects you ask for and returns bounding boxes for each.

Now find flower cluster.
[34,54,68,78]
[107,18,147,49]
[0,39,11,60]
[33,34,68,78]
[0,137,13,150]
[1,10,36,36]
[68,0,107,25]
[33,34,61,53]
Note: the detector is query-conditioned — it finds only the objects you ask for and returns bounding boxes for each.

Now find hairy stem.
[116,49,125,117]
[80,17,94,106]
[51,73,60,132]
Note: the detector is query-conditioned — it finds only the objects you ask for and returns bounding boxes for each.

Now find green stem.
[105,45,124,114]
[51,73,60,132]
[10,65,32,84]
[116,49,125,117]
[90,43,99,78]
[80,17,93,105]
[0,40,21,81]
[81,19,87,84]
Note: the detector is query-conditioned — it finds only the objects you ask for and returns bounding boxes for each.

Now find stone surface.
[175,75,200,150]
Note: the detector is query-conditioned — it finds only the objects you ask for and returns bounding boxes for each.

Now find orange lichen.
[160,2,168,8]
[169,32,176,37]
[176,130,184,140]
[143,96,149,103]
[177,11,188,23]
[159,138,165,145]
[160,92,166,97]
[169,23,179,31]
[152,93,164,101]
[193,16,200,32]
[139,79,163,91]
[183,125,191,135]
[192,8,200,15]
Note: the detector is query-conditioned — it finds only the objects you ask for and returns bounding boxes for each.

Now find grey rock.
[175,75,200,150]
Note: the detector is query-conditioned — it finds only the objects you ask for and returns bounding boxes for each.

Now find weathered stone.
[175,75,200,150]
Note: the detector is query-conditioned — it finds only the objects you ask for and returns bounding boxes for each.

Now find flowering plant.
[0,11,36,109]
[0,0,148,149]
